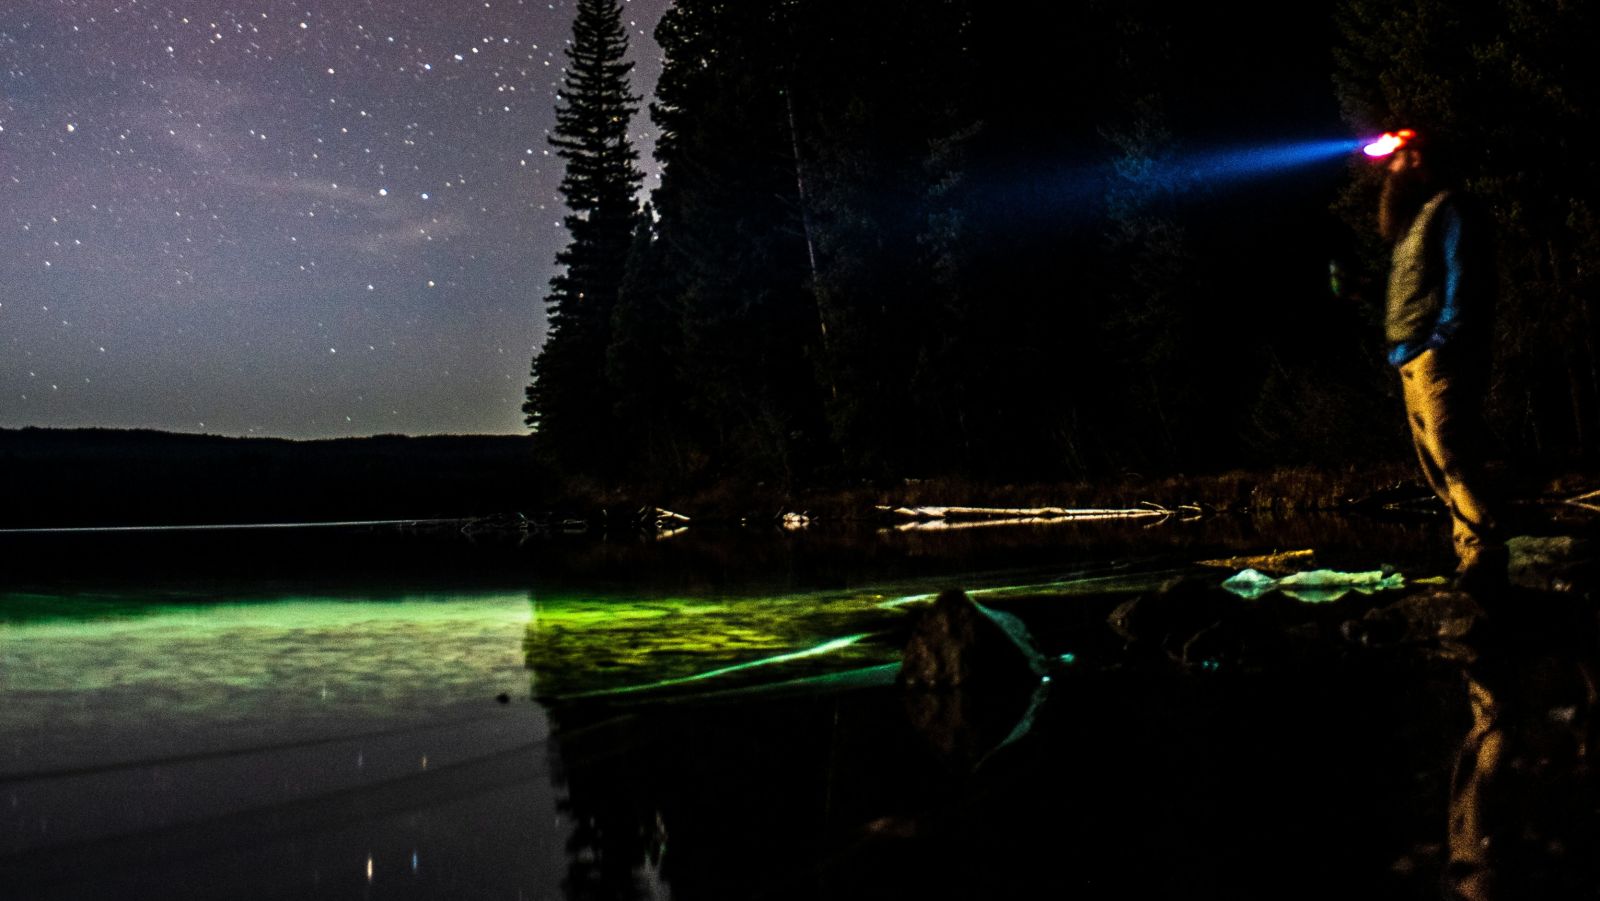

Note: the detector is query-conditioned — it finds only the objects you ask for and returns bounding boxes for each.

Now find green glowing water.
[0,594,541,772]
[520,586,911,699]
[0,523,1455,898]
[0,581,919,759]
[0,566,1185,771]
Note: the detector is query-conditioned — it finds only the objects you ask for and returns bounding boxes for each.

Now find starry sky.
[1,0,669,438]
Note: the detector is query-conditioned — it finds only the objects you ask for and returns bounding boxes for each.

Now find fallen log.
[1197,548,1316,575]
[877,504,1170,521]
[891,517,1085,533]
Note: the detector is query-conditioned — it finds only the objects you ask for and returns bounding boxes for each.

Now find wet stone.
[1342,589,1484,652]
[899,589,1046,690]
[1509,535,1597,595]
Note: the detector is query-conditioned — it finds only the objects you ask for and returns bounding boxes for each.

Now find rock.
[1508,535,1597,594]
[900,589,1047,690]
[1342,589,1484,651]
[899,590,1051,768]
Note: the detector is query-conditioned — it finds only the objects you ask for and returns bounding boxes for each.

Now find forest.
[523,0,1600,493]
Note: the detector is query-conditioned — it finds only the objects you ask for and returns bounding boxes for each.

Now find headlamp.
[1362,129,1416,158]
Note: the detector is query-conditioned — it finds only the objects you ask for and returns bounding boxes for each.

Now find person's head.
[1375,131,1445,242]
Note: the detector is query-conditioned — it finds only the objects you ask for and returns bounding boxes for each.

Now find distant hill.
[0,428,553,528]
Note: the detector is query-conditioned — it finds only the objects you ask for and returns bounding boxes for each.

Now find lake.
[9,515,1569,899]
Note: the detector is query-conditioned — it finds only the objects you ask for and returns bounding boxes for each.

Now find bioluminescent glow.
[555,632,875,699]
[978,677,1054,768]
[873,567,1196,609]
[522,587,906,699]
[0,591,544,779]
[1362,129,1416,158]
[0,588,571,898]
[527,566,1193,699]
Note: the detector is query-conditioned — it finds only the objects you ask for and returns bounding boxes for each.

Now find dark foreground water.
[3,516,1594,899]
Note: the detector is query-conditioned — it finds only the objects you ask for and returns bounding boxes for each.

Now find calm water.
[9,516,1569,900]
[1,592,564,899]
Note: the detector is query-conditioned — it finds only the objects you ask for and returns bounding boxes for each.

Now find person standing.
[1370,129,1506,592]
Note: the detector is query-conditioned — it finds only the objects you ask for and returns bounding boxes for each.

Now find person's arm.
[1426,202,1466,350]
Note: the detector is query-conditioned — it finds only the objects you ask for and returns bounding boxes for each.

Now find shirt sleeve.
[1425,202,1465,351]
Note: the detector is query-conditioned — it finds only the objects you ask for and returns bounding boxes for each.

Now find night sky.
[1,0,669,438]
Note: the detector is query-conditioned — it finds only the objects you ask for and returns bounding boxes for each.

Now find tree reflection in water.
[529,570,1600,900]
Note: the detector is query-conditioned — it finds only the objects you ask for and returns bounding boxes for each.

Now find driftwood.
[879,504,1171,522]
[1559,488,1600,515]
[1197,548,1317,576]
[892,517,1095,533]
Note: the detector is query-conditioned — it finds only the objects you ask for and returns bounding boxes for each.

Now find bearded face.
[1378,154,1434,243]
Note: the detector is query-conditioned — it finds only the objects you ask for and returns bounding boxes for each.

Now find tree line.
[526,0,1600,492]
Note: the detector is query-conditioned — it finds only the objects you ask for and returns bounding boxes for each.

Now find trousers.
[1399,348,1502,570]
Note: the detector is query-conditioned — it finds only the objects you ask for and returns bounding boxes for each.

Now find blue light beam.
[1137,137,1365,192]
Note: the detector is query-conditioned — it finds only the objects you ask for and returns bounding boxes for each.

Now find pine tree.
[1100,92,1195,470]
[523,0,643,475]
[607,207,694,482]
[797,0,977,478]
[648,0,826,485]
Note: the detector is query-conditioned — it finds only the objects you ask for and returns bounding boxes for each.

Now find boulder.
[1508,535,1597,594]
[900,589,1048,689]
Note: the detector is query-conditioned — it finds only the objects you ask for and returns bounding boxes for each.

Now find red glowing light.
[1363,128,1417,158]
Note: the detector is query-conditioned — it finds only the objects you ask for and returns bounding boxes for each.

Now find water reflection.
[1,512,1484,900]
[532,575,1437,900]
[1445,602,1600,900]
[517,569,1177,702]
[0,592,569,900]
[531,575,1600,901]
[0,510,1452,596]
